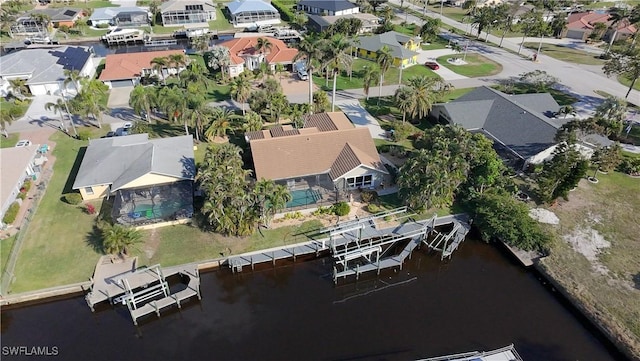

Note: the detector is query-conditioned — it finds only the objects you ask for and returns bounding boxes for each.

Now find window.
[84,186,94,195]
[346,175,372,188]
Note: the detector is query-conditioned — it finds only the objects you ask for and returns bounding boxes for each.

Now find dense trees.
[205,46,231,80]
[536,143,588,203]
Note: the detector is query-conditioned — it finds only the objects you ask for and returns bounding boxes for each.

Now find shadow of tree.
[86,224,105,254]
[633,272,640,290]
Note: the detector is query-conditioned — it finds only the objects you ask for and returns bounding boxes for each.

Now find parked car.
[424,61,440,70]
[15,140,32,147]
[104,131,116,138]
[295,61,309,81]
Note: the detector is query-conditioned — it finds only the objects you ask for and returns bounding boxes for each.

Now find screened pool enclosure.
[112,181,194,226]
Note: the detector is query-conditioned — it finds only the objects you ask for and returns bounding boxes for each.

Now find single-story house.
[0,145,47,226]
[219,36,298,76]
[160,0,217,27]
[98,49,187,88]
[0,46,95,96]
[430,86,563,169]
[356,31,420,68]
[297,0,359,16]
[88,7,150,27]
[10,7,84,36]
[72,134,195,227]
[245,112,389,210]
[226,0,280,28]
[563,11,637,41]
[307,13,379,33]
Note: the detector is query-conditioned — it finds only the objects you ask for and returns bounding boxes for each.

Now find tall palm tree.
[167,53,188,79]
[63,69,83,95]
[394,86,413,123]
[255,37,273,58]
[362,65,379,101]
[191,35,211,53]
[376,46,394,104]
[186,96,211,142]
[103,224,142,256]
[0,106,20,138]
[230,75,252,115]
[129,85,155,122]
[44,98,68,132]
[325,34,353,111]
[159,87,188,134]
[8,79,28,96]
[150,56,168,84]
[242,111,263,132]
[205,108,235,141]
[294,35,324,111]
[605,7,631,54]
[406,75,439,120]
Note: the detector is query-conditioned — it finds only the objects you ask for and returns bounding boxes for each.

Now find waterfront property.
[430,86,563,169]
[219,36,298,76]
[422,344,523,361]
[72,134,195,228]
[296,0,360,16]
[0,46,95,96]
[356,31,421,68]
[160,0,217,27]
[9,7,83,37]
[88,7,150,27]
[306,13,379,33]
[98,49,187,88]
[245,112,389,210]
[225,0,281,28]
[0,145,47,226]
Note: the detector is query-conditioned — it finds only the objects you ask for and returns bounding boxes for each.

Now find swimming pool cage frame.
[112,181,194,226]
[276,174,348,212]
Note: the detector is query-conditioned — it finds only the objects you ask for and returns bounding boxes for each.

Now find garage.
[109,79,135,88]
[565,29,587,40]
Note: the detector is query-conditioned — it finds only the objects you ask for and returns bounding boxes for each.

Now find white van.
[295,61,308,81]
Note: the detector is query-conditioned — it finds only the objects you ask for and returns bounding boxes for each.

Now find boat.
[419,344,524,361]
[101,27,145,45]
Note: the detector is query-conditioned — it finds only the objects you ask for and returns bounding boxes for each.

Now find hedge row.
[271,0,294,22]
[3,202,20,225]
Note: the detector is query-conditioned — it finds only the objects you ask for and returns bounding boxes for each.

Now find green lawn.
[422,36,451,50]
[314,58,439,91]
[618,75,640,92]
[0,134,19,148]
[582,0,640,9]
[50,0,114,8]
[436,53,502,77]
[209,8,234,32]
[425,5,468,22]
[523,42,605,65]
[439,86,475,102]
[63,27,109,39]
[149,24,179,35]
[493,83,578,106]
[1,235,16,276]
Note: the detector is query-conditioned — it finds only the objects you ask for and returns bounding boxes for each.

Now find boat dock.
[419,343,523,361]
[85,256,201,325]
[225,208,472,283]
[144,38,178,47]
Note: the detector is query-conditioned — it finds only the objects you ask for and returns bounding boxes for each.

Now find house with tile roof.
[73,134,195,228]
[10,7,84,36]
[297,0,359,16]
[88,6,149,27]
[220,36,298,76]
[160,0,216,27]
[98,49,187,88]
[245,112,389,210]
[563,11,637,41]
[356,31,421,68]
[430,86,564,169]
[226,0,280,27]
[0,46,95,96]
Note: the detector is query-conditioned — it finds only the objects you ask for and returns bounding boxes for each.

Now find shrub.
[332,202,350,216]
[312,206,333,216]
[617,157,640,176]
[64,193,83,205]
[360,190,378,203]
[96,23,110,28]
[17,192,26,200]
[22,179,32,193]
[391,121,414,142]
[271,0,294,21]
[77,129,92,141]
[86,204,96,215]
[367,203,380,213]
[2,202,20,225]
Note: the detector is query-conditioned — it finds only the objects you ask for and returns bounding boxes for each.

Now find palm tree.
[605,7,631,55]
[255,37,273,58]
[275,63,285,81]
[406,76,439,121]
[0,106,20,137]
[205,108,235,141]
[44,98,68,132]
[63,69,83,95]
[394,86,413,123]
[362,65,379,101]
[294,35,324,110]
[168,53,188,79]
[242,111,263,132]
[230,75,252,115]
[191,35,211,53]
[150,56,168,84]
[325,34,353,111]
[8,79,29,96]
[376,45,394,104]
[103,224,142,256]
[129,85,155,122]
[159,87,188,134]
[186,95,211,142]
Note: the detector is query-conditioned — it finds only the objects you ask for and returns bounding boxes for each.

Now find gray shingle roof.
[28,8,82,22]
[226,0,277,15]
[439,86,562,159]
[72,134,195,191]
[0,46,92,85]
[297,0,359,12]
[89,7,148,21]
[356,31,419,60]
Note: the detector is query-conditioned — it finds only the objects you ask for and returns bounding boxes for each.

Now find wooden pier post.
[272,251,276,266]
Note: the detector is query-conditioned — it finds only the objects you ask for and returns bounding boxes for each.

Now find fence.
[1,169,53,296]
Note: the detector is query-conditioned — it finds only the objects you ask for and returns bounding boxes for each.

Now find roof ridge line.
[485,86,560,130]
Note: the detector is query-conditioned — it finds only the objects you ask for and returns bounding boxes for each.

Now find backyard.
[436,53,502,77]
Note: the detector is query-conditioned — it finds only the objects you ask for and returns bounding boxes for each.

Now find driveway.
[107,86,134,108]
[416,49,468,81]
[335,99,386,139]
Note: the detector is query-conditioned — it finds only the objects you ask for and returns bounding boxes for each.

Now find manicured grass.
[538,171,640,349]
[206,84,231,101]
[618,75,640,92]
[150,24,179,35]
[421,36,451,50]
[50,0,114,8]
[63,27,109,39]
[0,134,19,148]
[314,58,439,91]
[523,42,605,65]
[1,235,16,276]
[208,8,234,32]
[439,86,475,102]
[393,23,419,36]
[436,53,502,77]
[10,128,109,293]
[493,83,579,106]
[582,0,640,9]
[425,5,468,22]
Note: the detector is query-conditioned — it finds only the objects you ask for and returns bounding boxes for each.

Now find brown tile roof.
[246,112,351,141]
[566,11,637,34]
[99,50,185,81]
[219,36,299,66]
[248,117,387,181]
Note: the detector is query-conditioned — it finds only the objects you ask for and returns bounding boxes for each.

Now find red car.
[424,61,439,70]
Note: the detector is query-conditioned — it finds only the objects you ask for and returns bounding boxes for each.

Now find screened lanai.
[112,181,194,227]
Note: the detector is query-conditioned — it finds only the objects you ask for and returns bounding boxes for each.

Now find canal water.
[0,238,627,361]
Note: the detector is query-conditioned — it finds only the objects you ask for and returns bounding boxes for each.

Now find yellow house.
[356,31,421,68]
[72,134,196,228]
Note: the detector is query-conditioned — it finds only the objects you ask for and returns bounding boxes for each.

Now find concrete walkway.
[335,99,386,139]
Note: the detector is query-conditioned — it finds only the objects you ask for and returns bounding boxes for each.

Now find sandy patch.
[563,226,611,274]
[529,208,560,224]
